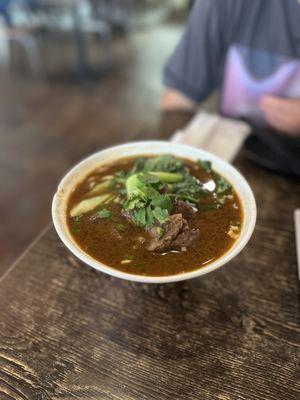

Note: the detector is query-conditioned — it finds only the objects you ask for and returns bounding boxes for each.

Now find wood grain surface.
[0,152,299,400]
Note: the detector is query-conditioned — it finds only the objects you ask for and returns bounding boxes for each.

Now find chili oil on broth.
[67,156,243,277]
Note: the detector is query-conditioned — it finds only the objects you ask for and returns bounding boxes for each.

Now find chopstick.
[294,209,300,281]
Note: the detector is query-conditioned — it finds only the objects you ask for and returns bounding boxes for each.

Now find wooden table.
[1,113,299,400]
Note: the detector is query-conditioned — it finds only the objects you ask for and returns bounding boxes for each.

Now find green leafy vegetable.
[171,174,207,202]
[150,194,172,212]
[121,156,212,228]
[70,193,113,217]
[96,208,112,219]
[87,180,112,196]
[129,157,147,174]
[138,173,160,185]
[145,206,154,228]
[71,215,81,233]
[134,206,156,229]
[132,208,146,227]
[198,160,212,173]
[142,155,183,173]
[108,154,233,230]
[152,207,169,224]
[213,173,232,194]
[149,171,183,183]
[124,194,146,211]
[109,170,127,188]
[126,174,149,202]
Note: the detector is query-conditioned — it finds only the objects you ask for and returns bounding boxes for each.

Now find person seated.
[161,0,300,137]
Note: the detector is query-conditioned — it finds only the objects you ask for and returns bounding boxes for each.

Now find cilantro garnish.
[110,155,232,230]
[71,215,82,233]
[198,160,212,173]
[96,208,112,219]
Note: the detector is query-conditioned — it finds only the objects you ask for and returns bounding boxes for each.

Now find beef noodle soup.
[67,155,242,276]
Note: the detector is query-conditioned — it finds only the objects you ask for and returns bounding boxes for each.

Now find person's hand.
[260,96,300,136]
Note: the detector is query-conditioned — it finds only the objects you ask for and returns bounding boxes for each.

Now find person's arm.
[260,96,300,136]
[160,88,197,111]
[161,0,227,111]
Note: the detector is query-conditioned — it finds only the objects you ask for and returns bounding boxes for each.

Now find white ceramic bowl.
[52,141,256,283]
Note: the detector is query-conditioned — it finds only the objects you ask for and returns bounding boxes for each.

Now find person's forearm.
[160,88,197,112]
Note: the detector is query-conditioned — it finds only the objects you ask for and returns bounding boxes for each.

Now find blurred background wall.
[0,0,193,275]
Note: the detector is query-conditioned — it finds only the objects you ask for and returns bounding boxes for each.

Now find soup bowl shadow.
[52,141,257,284]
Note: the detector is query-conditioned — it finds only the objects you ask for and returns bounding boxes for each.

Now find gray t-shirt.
[163,0,300,122]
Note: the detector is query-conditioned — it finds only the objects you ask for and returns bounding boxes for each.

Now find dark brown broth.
[67,156,243,276]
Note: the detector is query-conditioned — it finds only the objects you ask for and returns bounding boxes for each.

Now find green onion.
[70,193,112,217]
[149,171,183,183]
[87,180,112,196]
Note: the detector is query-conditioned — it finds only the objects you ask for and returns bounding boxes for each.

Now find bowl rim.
[52,140,257,283]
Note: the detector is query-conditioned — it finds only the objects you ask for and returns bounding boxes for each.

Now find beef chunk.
[147,214,184,252]
[172,200,195,220]
[172,228,199,248]
[147,213,199,253]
